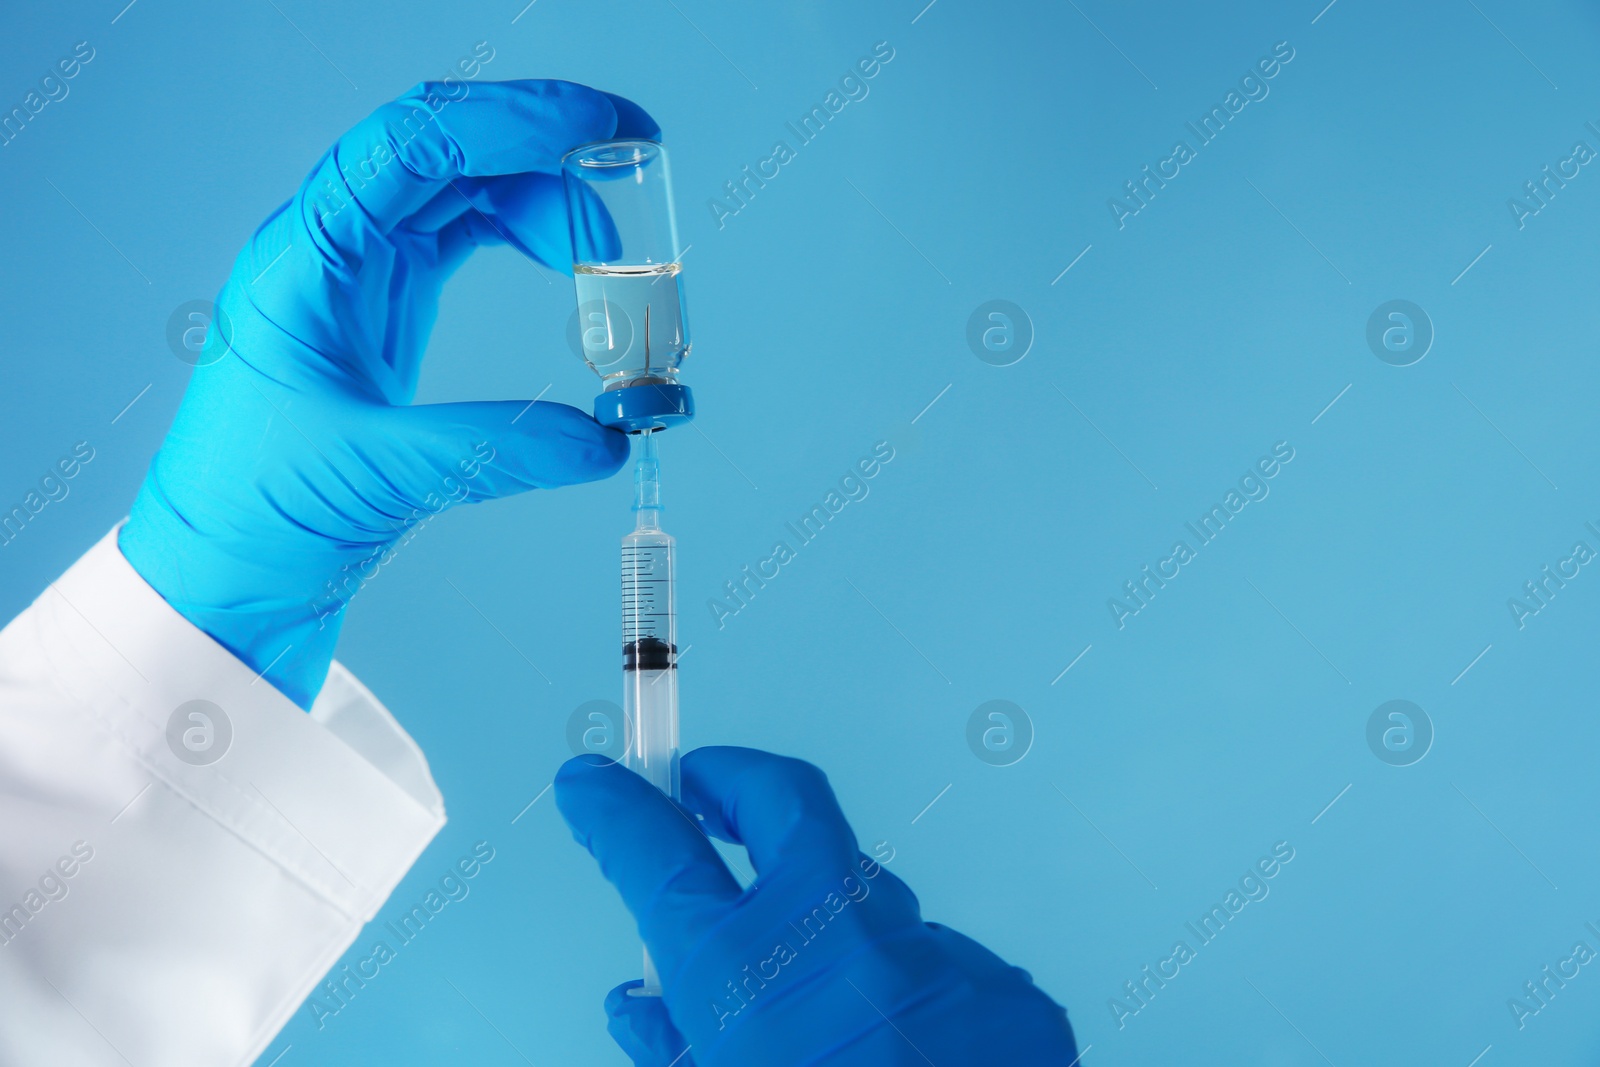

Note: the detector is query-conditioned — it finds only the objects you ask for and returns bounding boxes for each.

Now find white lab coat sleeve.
[0,528,446,1067]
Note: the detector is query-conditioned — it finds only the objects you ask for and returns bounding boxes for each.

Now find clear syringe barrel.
[621,528,679,799]
[621,433,678,995]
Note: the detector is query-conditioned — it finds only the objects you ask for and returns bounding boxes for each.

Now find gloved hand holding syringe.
[563,138,696,995]
[556,135,1076,1065]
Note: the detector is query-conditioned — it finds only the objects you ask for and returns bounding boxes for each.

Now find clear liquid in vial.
[573,263,689,385]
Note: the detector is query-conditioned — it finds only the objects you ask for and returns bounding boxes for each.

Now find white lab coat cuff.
[0,526,444,1065]
[35,527,446,921]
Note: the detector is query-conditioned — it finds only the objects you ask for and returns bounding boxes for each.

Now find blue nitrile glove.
[120,80,659,708]
[555,747,1078,1066]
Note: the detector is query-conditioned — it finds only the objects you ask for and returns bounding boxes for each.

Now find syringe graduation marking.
[621,431,676,669]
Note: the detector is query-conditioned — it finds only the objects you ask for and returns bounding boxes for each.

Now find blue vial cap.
[594,382,695,434]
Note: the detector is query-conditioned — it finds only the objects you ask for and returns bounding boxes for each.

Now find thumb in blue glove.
[121,80,659,708]
[555,747,1078,1067]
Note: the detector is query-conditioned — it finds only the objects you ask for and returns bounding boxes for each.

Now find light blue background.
[4,0,1600,1063]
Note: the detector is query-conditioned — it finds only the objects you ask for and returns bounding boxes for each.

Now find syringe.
[620,430,679,996]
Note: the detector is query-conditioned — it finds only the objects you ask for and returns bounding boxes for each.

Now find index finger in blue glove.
[555,755,742,967]
[300,79,658,268]
[408,172,575,275]
[605,981,694,1067]
[600,91,660,143]
[679,747,861,882]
